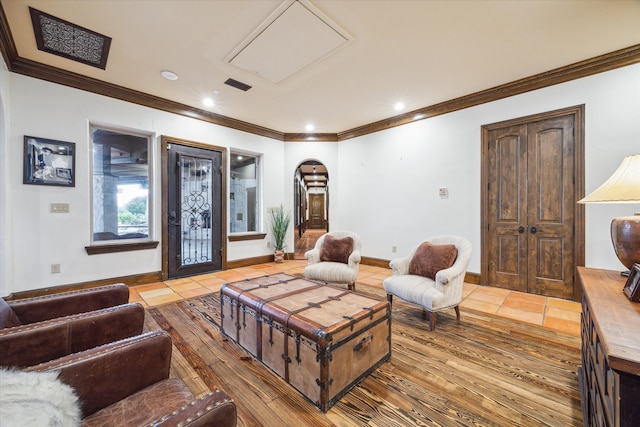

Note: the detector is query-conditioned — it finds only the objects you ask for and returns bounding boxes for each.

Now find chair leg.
[386,294,393,304]
[454,305,461,321]
[348,282,355,291]
[427,311,437,331]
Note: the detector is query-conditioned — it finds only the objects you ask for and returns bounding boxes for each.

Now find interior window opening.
[229,151,260,234]
[91,126,151,243]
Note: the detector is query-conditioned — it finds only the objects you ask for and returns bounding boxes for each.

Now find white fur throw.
[0,368,81,426]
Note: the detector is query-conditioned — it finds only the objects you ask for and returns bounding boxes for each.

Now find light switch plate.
[51,203,69,213]
[438,187,448,196]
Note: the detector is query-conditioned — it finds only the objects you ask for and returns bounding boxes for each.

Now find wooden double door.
[482,106,585,300]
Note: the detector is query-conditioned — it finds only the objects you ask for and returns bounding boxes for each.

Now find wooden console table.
[577,267,640,426]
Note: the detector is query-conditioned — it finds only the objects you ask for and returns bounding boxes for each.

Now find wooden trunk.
[220,273,391,412]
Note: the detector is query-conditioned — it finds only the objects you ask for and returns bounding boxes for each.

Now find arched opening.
[293,160,328,259]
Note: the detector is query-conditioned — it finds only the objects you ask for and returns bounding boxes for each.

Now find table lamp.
[579,154,640,275]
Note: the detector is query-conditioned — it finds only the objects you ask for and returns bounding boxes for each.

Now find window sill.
[228,233,267,242]
[85,241,159,255]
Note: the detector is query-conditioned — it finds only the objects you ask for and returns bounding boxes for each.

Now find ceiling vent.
[224,78,252,92]
[225,0,352,84]
[29,7,111,69]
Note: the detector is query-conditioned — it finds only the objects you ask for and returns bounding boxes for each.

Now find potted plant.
[270,203,291,263]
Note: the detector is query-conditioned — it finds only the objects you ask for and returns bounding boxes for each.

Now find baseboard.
[4,271,163,300]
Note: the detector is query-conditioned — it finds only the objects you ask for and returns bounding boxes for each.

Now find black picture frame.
[23,136,76,187]
[623,263,640,302]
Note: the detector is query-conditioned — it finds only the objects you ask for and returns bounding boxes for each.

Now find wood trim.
[85,240,159,255]
[228,233,267,242]
[7,56,285,141]
[284,133,339,142]
[0,1,17,68]
[360,256,390,269]
[3,271,163,300]
[0,0,636,143]
[337,45,640,141]
[226,255,275,269]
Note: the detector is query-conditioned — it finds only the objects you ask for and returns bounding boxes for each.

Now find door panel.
[165,141,223,279]
[484,112,576,298]
[487,125,528,292]
[527,116,575,298]
[309,194,325,229]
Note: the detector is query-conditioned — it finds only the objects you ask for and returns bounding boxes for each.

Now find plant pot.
[274,250,285,263]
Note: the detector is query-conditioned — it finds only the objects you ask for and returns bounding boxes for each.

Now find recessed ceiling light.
[305,124,315,132]
[202,97,214,107]
[161,70,179,81]
[394,102,405,111]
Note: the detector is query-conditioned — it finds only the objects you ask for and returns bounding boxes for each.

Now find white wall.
[4,73,284,296]
[2,62,639,296]
[330,63,640,274]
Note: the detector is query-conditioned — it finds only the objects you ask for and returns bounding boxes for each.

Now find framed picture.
[623,263,640,302]
[23,136,75,187]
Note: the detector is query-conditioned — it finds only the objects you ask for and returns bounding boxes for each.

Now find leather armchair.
[383,235,472,331]
[304,230,362,290]
[27,330,237,427]
[1,284,144,367]
[4,283,130,324]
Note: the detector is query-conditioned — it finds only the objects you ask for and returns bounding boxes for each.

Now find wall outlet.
[266,241,271,248]
[438,187,448,197]
[392,245,397,253]
[51,203,69,213]
[51,264,61,274]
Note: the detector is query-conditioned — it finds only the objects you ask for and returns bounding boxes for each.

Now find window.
[229,151,260,234]
[91,126,151,243]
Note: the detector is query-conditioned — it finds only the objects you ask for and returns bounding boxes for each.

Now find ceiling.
[1,0,640,137]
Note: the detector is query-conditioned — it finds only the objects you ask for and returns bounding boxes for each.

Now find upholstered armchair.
[1,283,145,367]
[24,330,238,426]
[304,230,362,290]
[383,235,472,331]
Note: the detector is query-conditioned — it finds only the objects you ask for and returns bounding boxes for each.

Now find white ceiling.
[3,0,640,134]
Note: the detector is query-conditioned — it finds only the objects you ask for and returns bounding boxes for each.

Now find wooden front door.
[482,106,585,299]
[309,194,325,229]
[162,136,226,279]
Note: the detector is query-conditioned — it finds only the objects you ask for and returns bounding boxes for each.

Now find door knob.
[530,226,541,234]
[517,226,525,233]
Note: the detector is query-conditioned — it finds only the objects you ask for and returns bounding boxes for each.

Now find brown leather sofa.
[3,283,130,322]
[28,330,238,426]
[1,283,145,367]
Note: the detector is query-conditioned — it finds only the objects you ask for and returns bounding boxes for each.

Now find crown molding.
[1,0,638,142]
[338,44,640,141]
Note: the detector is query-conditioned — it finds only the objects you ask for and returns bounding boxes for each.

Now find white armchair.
[383,235,472,331]
[304,230,362,290]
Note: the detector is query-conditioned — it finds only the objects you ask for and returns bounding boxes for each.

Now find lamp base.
[611,213,640,274]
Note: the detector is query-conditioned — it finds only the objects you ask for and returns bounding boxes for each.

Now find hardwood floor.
[143,277,583,426]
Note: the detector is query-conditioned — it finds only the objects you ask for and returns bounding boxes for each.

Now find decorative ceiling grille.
[29,7,111,69]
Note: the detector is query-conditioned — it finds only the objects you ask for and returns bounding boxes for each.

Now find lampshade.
[578,154,640,203]
[579,154,640,274]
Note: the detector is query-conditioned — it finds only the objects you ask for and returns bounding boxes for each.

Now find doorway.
[161,136,226,279]
[481,106,585,300]
[293,160,328,258]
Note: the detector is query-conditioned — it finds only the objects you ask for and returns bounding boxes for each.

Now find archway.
[293,160,328,259]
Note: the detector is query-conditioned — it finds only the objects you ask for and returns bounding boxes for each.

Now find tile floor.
[130,260,582,336]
